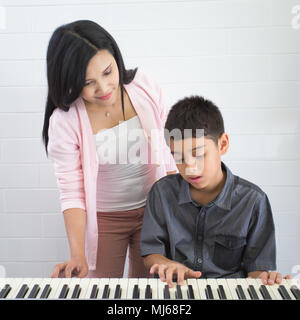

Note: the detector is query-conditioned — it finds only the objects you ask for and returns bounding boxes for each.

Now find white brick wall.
[0,0,299,279]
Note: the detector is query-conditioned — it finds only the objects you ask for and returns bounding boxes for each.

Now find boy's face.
[170,134,229,190]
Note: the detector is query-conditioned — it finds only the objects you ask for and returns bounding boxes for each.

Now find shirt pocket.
[213,235,246,270]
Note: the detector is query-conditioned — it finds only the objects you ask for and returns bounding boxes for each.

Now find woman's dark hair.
[164,96,225,145]
[42,20,137,154]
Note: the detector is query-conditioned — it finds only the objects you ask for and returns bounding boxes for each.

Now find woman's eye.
[104,70,112,76]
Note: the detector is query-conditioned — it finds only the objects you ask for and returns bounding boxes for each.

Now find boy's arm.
[243,193,289,284]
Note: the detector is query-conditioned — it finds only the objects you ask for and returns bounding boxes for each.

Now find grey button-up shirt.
[140,162,276,278]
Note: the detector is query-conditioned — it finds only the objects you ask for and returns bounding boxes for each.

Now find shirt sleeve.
[47,110,86,212]
[242,193,277,273]
[140,183,169,257]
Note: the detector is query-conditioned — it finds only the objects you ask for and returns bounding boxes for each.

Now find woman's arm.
[51,208,89,278]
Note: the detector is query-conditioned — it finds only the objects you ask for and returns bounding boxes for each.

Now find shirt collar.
[178,162,234,211]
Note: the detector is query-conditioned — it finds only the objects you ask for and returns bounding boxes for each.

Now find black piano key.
[259,285,272,300]
[145,284,152,299]
[163,285,170,299]
[187,285,195,299]
[102,284,110,299]
[175,285,183,299]
[58,284,69,299]
[205,285,214,300]
[290,285,300,300]
[90,284,98,299]
[278,285,292,300]
[218,285,227,300]
[248,285,259,300]
[16,284,29,299]
[132,284,140,299]
[236,285,247,300]
[28,284,40,299]
[40,284,51,299]
[114,284,121,299]
[71,284,81,299]
[0,284,11,298]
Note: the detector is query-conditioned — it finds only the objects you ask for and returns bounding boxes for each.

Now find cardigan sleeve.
[47,109,86,212]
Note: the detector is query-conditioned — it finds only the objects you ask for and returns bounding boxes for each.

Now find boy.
[140,96,290,288]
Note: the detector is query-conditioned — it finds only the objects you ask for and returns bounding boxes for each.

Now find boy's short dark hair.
[164,96,225,145]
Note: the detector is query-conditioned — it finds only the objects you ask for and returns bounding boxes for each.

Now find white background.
[0,0,299,278]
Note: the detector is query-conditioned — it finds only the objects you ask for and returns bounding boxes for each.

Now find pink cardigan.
[48,69,177,270]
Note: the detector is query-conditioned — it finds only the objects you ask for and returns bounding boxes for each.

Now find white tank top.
[94,116,157,212]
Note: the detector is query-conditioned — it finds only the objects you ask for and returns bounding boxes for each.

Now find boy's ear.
[218,133,229,155]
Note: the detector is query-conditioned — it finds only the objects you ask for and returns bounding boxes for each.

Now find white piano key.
[138,278,148,300]
[245,278,264,300]
[187,279,201,299]
[178,281,189,299]
[216,279,233,299]
[118,278,128,299]
[158,279,168,299]
[84,278,101,299]
[148,278,158,299]
[206,278,220,300]
[127,278,139,299]
[76,278,91,299]
[225,279,240,300]
[98,278,110,299]
[48,278,71,299]
[6,278,24,299]
[196,279,208,300]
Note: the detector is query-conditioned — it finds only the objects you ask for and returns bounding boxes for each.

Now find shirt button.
[197,258,203,264]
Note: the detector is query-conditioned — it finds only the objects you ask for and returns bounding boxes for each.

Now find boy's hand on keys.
[150,261,201,288]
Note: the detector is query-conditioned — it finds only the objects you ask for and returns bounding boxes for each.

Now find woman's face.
[81,49,120,107]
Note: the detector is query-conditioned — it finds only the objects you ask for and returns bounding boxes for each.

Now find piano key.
[145,284,152,299]
[280,279,296,300]
[163,285,170,299]
[58,284,69,299]
[40,284,51,299]
[236,279,252,300]
[236,285,247,300]
[290,285,300,300]
[248,285,259,300]
[148,279,158,299]
[77,278,91,299]
[137,278,148,300]
[6,278,24,299]
[102,284,110,299]
[114,284,121,299]
[206,279,220,300]
[108,278,119,299]
[47,278,68,299]
[245,278,264,300]
[187,284,195,299]
[132,284,139,299]
[118,278,128,299]
[127,278,139,300]
[71,284,81,299]
[16,284,29,299]
[205,285,214,300]
[259,285,272,300]
[90,284,99,299]
[278,285,292,300]
[28,284,41,299]
[216,279,233,299]
[176,285,183,299]
[0,284,11,298]
[218,285,227,299]
[226,279,239,300]
[196,279,208,300]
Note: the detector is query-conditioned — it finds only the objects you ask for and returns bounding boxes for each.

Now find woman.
[42,20,177,278]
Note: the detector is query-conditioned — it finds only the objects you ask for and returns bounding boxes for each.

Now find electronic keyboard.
[0,278,299,300]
